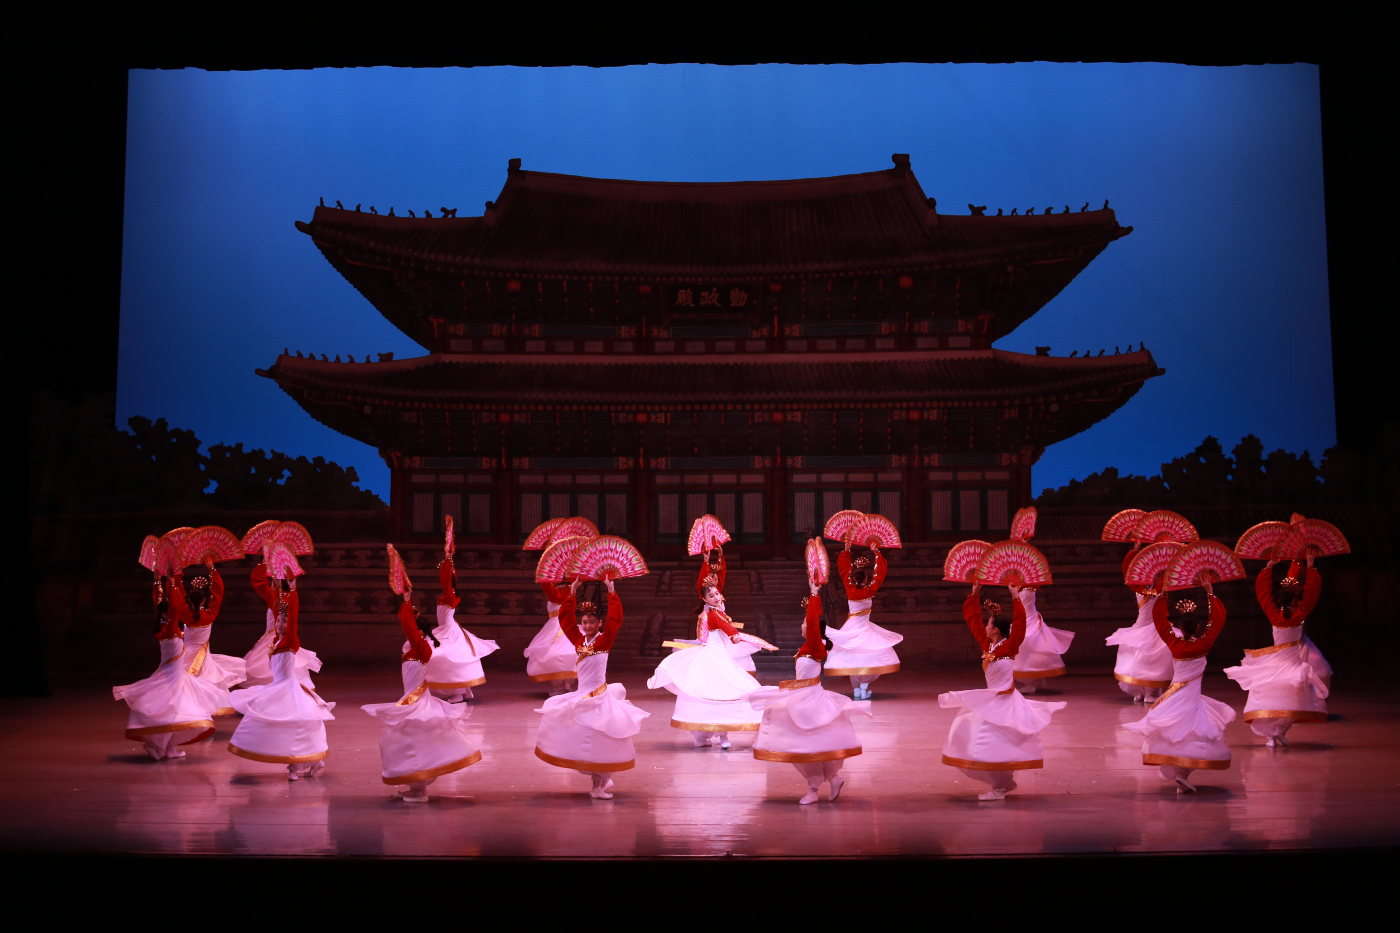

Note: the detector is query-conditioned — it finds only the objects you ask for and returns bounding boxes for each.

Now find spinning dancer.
[693,546,760,673]
[228,561,336,781]
[177,556,245,718]
[1123,584,1234,792]
[1011,583,1073,694]
[525,576,581,695]
[244,560,322,689]
[534,578,649,799]
[113,575,223,760]
[648,579,778,749]
[1105,547,1174,703]
[1224,558,1330,747]
[419,553,499,702]
[363,576,481,803]
[939,584,1065,800]
[746,582,872,804]
[825,543,901,699]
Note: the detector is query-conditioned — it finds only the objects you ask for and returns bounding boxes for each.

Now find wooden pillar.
[770,448,789,560]
[497,459,515,545]
[905,451,925,544]
[633,458,654,557]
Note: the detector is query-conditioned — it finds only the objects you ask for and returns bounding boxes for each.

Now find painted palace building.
[264,155,1162,558]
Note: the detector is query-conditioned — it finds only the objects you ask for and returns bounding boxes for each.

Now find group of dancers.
[114,507,1344,805]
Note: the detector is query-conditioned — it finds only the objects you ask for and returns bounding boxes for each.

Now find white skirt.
[114,638,223,743]
[1224,633,1330,725]
[938,661,1065,770]
[1123,658,1234,770]
[648,632,762,730]
[524,616,579,682]
[412,606,499,689]
[181,625,245,714]
[1105,610,1174,692]
[824,612,902,677]
[535,655,649,771]
[242,612,322,688]
[362,663,481,784]
[746,679,872,763]
[1014,615,1075,679]
[229,651,336,763]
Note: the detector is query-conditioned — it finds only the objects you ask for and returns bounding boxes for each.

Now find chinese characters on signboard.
[673,286,751,308]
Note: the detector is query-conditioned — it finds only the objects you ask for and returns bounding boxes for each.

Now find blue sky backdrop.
[118,64,1333,499]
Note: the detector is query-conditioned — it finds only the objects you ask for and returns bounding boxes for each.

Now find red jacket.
[795,594,827,662]
[962,591,1026,663]
[838,550,888,600]
[1255,565,1320,628]
[250,563,279,611]
[439,557,460,608]
[559,591,623,652]
[181,569,224,628]
[158,579,186,641]
[696,552,727,597]
[1152,594,1225,660]
[540,581,571,605]
[270,588,301,655]
[399,599,433,663]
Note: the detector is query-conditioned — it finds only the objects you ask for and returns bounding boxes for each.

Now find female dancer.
[1011,583,1074,694]
[648,582,778,749]
[363,583,482,802]
[1123,584,1234,792]
[1105,548,1173,703]
[825,542,901,699]
[746,582,872,804]
[244,561,322,689]
[228,570,336,780]
[1224,557,1330,747]
[534,578,649,799]
[694,546,760,673]
[524,576,580,696]
[177,556,245,719]
[939,584,1065,800]
[418,554,499,702]
[113,575,223,760]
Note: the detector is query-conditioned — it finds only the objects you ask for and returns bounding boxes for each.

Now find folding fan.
[687,514,731,556]
[1161,540,1245,591]
[1101,509,1146,542]
[806,538,830,586]
[161,526,196,549]
[176,526,242,568]
[264,540,304,580]
[1129,510,1199,544]
[138,535,160,571]
[536,535,592,583]
[975,540,1052,587]
[386,544,409,595]
[848,514,901,549]
[1290,512,1306,525]
[568,536,649,581]
[241,520,282,554]
[823,509,865,544]
[523,517,566,550]
[1234,521,1295,561]
[943,539,991,583]
[1010,506,1037,542]
[1280,518,1350,561]
[1124,542,1183,590]
[552,517,599,542]
[444,515,455,558]
[270,521,314,555]
[153,538,180,577]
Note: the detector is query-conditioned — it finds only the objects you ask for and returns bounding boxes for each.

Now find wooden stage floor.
[4,671,1398,859]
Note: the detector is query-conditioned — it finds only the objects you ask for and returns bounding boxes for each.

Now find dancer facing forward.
[534,578,649,799]
[1224,558,1330,747]
[692,546,760,673]
[418,553,499,703]
[1106,548,1173,703]
[525,575,580,696]
[363,583,482,802]
[228,569,336,780]
[1012,583,1074,694]
[939,584,1065,800]
[177,556,244,719]
[1123,584,1234,792]
[113,574,222,760]
[244,560,322,689]
[825,542,901,699]
[746,580,872,804]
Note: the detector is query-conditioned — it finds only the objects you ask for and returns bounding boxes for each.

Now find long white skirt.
[824,605,902,677]
[746,662,872,763]
[229,650,336,764]
[242,610,322,688]
[1123,657,1233,771]
[1224,627,1330,734]
[535,653,649,771]
[648,631,762,730]
[938,660,1065,771]
[181,624,245,715]
[114,637,223,743]
[411,606,499,690]
[524,616,580,682]
[1105,598,1173,698]
[1014,600,1075,679]
[362,662,481,785]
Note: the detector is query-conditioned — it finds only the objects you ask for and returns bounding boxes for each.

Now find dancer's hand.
[605,578,615,593]
[1267,558,1278,569]
[570,577,582,595]
[1306,555,1314,569]
[971,582,981,596]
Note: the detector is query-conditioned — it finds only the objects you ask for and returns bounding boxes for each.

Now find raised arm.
[205,569,224,621]
[540,580,571,605]
[1198,595,1227,652]
[251,562,277,610]
[1297,566,1322,622]
[596,589,624,651]
[160,578,187,640]
[1255,566,1283,625]
[557,592,584,647]
[1003,598,1027,658]
[696,551,727,597]
[438,557,460,607]
[798,592,827,660]
[963,590,990,651]
[398,597,432,662]
[271,586,301,655]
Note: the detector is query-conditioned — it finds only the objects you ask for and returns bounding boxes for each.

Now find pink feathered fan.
[264,540,304,581]
[552,516,599,542]
[153,538,180,577]
[568,536,649,581]
[523,518,566,550]
[1280,518,1350,560]
[687,514,731,556]
[241,520,282,554]
[1102,509,1146,542]
[270,521,314,555]
[176,526,242,568]
[1010,506,1037,542]
[1124,542,1183,591]
[138,535,160,571]
[161,526,196,549]
[1161,540,1245,591]
[943,540,991,583]
[1129,510,1199,544]
[536,535,592,583]
[848,514,901,549]
[975,540,1052,587]
[823,509,865,544]
[1234,521,1295,561]
[806,538,830,586]
[386,544,410,595]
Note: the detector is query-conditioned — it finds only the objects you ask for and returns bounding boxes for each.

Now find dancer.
[524,576,580,696]
[363,580,482,802]
[113,574,223,760]
[746,582,872,804]
[825,542,901,699]
[693,546,760,673]
[244,560,322,689]
[939,584,1065,800]
[1105,548,1173,703]
[534,578,649,798]
[419,552,499,702]
[1012,583,1074,693]
[1123,584,1234,792]
[1224,557,1330,747]
[228,566,336,780]
[648,580,778,749]
[177,556,245,719]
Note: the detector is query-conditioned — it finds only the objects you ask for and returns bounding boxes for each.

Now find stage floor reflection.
[4,672,1397,857]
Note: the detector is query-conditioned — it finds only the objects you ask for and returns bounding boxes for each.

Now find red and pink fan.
[241,520,282,554]
[270,521,314,555]
[1279,518,1350,561]
[1234,521,1295,561]
[848,513,901,550]
[523,518,566,550]
[263,540,304,581]
[1161,540,1245,591]
[1010,506,1037,542]
[552,516,599,542]
[823,509,865,544]
[1124,542,1183,591]
[1290,512,1306,525]
[444,515,455,558]
[806,538,830,586]
[153,538,180,577]
[386,544,410,595]
[943,540,991,583]
[138,535,160,571]
[567,536,649,581]
[536,535,592,583]
[975,540,1052,588]
[687,514,731,556]
[1101,509,1146,542]
[1129,510,1199,544]
[176,526,243,568]
[161,526,196,549]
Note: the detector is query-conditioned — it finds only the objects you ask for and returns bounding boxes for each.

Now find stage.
[4,671,1397,859]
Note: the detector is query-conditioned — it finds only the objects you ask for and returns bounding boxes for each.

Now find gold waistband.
[779,677,822,690]
[846,609,871,618]
[996,687,1015,695]
[1150,675,1202,710]
[185,644,209,676]
[1244,639,1301,658]
[547,612,560,620]
[395,682,429,707]
[585,683,607,698]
